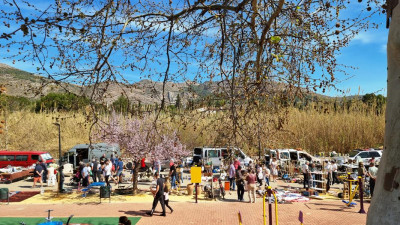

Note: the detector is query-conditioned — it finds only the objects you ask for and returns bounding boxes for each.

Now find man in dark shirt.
[100,154,107,165]
[91,158,100,183]
[170,162,177,189]
[33,161,43,188]
[59,165,65,192]
[146,173,166,216]
[40,160,48,183]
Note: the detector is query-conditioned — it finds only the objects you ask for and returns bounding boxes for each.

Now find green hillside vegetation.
[35,93,91,112]
[0,66,42,82]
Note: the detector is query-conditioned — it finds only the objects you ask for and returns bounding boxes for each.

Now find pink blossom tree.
[97,113,188,194]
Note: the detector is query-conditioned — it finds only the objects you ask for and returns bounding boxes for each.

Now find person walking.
[229,161,236,191]
[146,173,166,216]
[246,169,257,203]
[32,161,43,188]
[164,177,174,213]
[367,162,378,197]
[236,165,245,201]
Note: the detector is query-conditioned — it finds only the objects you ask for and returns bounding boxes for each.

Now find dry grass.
[0,111,90,157]
[0,102,385,156]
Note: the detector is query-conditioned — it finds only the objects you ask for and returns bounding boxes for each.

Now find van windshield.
[208,150,219,158]
[41,153,53,160]
[280,152,289,159]
[349,151,359,157]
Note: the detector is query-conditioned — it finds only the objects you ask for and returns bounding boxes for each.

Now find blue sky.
[325,15,388,97]
[0,1,389,97]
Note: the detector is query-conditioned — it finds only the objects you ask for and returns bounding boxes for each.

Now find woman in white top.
[47,165,56,187]
[271,158,278,182]
[86,164,92,185]
[257,165,264,187]
[104,160,112,186]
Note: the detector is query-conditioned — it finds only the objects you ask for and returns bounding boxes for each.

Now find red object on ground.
[0,191,39,202]
[224,181,230,191]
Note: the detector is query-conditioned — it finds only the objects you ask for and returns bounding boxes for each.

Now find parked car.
[0,151,54,168]
[348,149,382,165]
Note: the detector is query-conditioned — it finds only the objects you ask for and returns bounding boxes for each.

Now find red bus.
[0,151,54,168]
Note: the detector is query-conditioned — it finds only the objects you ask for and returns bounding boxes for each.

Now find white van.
[266,149,320,165]
[192,147,251,167]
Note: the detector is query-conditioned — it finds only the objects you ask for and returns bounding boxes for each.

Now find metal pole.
[54,123,62,193]
[358,176,366,213]
[267,187,272,225]
[58,124,61,167]
[195,183,198,203]
[263,192,267,225]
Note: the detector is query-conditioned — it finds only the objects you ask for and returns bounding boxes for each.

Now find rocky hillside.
[0,63,212,105]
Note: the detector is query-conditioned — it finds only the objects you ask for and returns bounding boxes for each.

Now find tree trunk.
[132,161,141,195]
[367,4,400,224]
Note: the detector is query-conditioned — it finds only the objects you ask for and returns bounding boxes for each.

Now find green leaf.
[270,36,281,44]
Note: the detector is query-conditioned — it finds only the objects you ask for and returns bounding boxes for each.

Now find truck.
[61,143,120,168]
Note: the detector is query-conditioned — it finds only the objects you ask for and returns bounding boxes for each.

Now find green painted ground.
[0,217,140,225]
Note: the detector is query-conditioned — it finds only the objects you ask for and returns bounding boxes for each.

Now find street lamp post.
[53,122,62,193]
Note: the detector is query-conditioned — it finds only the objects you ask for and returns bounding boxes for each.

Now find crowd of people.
[227,158,276,203]
[72,153,124,187]
[32,160,58,188]
[299,158,378,197]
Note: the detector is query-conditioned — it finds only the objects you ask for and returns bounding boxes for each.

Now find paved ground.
[0,196,369,225]
[0,170,370,225]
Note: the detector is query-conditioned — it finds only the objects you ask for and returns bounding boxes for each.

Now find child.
[119,216,131,225]
[164,177,174,213]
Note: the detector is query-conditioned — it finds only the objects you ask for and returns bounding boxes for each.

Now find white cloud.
[353,30,387,44]
[380,44,387,53]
